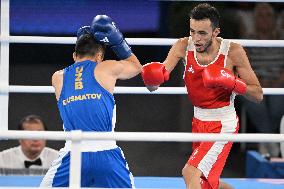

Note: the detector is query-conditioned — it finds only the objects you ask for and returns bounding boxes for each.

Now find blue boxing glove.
[91,15,132,59]
[77,26,91,39]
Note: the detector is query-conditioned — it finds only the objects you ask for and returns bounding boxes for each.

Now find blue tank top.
[57,60,116,132]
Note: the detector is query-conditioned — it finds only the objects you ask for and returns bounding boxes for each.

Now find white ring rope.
[0,130,284,143]
[8,85,284,95]
[1,36,284,47]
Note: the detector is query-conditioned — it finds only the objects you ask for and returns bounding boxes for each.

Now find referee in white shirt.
[0,115,58,173]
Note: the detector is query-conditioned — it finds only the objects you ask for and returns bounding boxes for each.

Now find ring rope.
[8,85,284,95]
[1,130,284,142]
[1,36,284,47]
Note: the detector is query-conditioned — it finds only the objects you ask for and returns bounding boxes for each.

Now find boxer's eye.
[198,31,207,36]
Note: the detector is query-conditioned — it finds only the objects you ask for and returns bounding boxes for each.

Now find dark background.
[1,0,284,178]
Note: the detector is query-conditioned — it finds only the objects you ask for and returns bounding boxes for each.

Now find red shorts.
[187,106,239,189]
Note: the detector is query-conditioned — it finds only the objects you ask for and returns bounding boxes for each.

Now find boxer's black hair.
[189,3,220,29]
[75,34,106,58]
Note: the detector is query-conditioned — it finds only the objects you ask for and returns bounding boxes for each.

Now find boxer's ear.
[213,27,220,38]
[73,52,77,61]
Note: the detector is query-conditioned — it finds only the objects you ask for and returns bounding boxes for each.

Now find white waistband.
[194,105,236,121]
[62,140,117,152]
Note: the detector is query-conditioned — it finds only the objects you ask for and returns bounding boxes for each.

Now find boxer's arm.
[100,54,141,80]
[94,55,141,94]
[230,43,263,102]
[163,37,188,73]
[51,70,64,101]
[113,54,142,80]
[141,38,188,92]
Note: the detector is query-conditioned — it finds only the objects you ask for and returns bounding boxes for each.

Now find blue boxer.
[40,61,134,188]
[41,14,137,188]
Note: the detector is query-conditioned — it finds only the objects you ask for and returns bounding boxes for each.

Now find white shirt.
[0,146,59,169]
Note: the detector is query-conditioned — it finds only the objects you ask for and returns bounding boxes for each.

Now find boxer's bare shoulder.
[163,37,188,72]
[52,70,64,100]
[174,37,189,54]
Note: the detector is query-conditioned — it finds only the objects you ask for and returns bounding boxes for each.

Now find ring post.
[0,0,10,131]
[69,130,82,188]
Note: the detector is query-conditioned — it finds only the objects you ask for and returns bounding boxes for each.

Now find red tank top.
[183,37,235,108]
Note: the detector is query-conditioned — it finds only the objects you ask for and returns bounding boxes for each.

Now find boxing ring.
[1,0,284,188]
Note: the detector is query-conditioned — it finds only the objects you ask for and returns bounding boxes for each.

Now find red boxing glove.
[141,62,169,86]
[202,65,247,95]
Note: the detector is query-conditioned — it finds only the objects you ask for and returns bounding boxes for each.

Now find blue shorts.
[40,147,135,188]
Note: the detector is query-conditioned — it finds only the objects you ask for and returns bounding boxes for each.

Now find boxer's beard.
[197,38,213,53]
